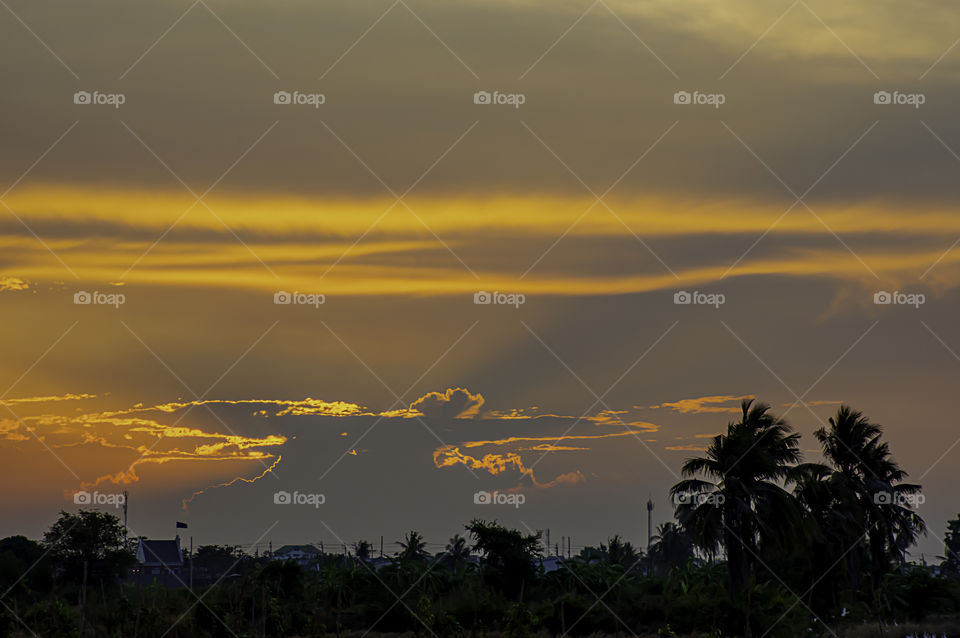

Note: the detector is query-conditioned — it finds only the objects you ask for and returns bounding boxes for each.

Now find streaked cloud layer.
[4,0,960,296]
[2,0,960,555]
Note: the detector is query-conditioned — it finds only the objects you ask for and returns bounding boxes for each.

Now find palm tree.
[606,535,640,570]
[670,399,802,638]
[353,540,372,561]
[444,534,471,571]
[397,530,429,563]
[789,461,862,608]
[859,432,926,587]
[814,406,926,596]
[809,406,880,594]
[815,405,882,478]
[647,523,693,576]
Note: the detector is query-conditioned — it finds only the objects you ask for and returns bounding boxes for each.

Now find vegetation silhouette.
[1,402,958,638]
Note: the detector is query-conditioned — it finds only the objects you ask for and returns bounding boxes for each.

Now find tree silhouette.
[42,510,133,583]
[944,514,960,578]
[605,535,639,567]
[815,406,926,598]
[443,533,471,571]
[647,523,693,575]
[671,399,802,637]
[397,531,428,562]
[354,540,373,561]
[466,519,540,598]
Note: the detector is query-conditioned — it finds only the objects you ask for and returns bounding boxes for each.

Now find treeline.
[2,401,960,638]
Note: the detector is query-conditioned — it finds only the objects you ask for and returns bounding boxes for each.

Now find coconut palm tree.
[670,399,802,637]
[788,461,862,607]
[647,523,693,576]
[353,540,372,561]
[859,433,926,588]
[606,535,641,570]
[810,406,881,593]
[815,405,882,478]
[397,530,429,563]
[443,534,471,571]
[814,406,926,596]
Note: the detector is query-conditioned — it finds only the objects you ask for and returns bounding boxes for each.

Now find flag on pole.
[176,521,188,529]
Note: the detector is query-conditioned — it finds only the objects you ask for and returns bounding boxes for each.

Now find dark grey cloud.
[3,0,960,205]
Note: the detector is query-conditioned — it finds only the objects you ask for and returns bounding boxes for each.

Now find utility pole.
[189,536,193,590]
[545,529,550,554]
[647,498,654,550]
[380,536,384,558]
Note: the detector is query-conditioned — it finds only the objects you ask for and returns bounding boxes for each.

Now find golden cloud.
[406,387,485,419]
[651,394,754,414]
[0,276,29,292]
[0,392,96,406]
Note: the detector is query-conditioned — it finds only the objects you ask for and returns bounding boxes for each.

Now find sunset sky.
[2,0,960,558]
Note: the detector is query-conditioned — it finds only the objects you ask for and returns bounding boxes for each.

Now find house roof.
[541,556,564,572]
[138,539,183,566]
